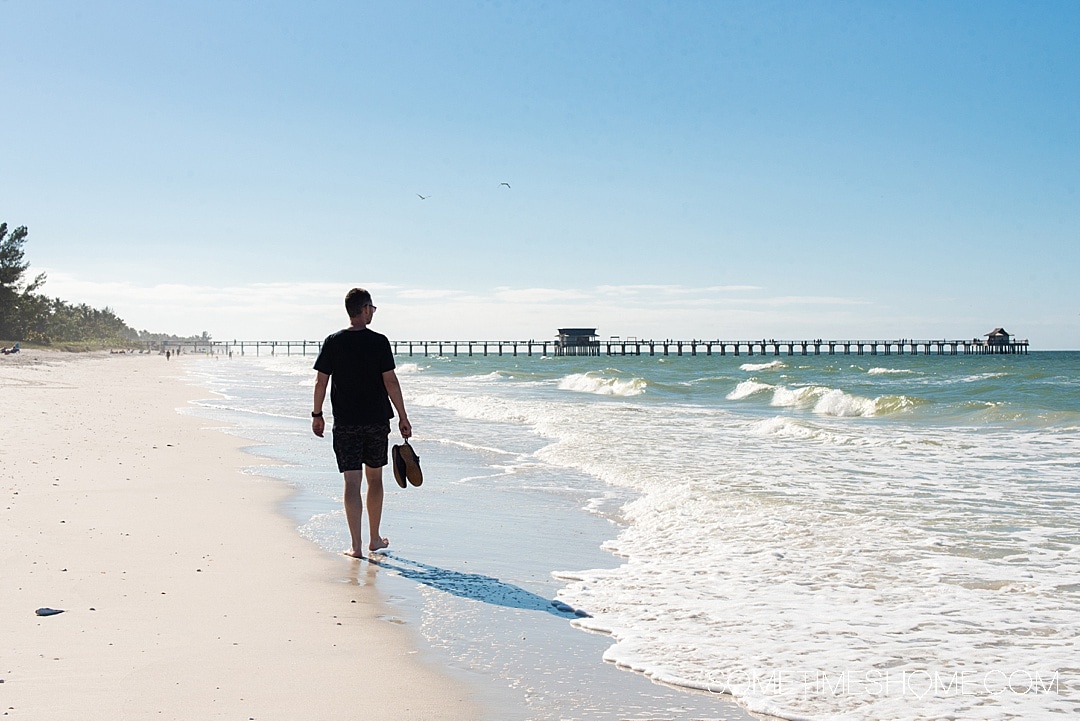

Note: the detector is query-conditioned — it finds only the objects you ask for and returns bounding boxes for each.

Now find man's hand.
[398,416,412,440]
[312,416,325,437]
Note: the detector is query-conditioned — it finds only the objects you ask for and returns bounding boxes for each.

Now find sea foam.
[557,372,646,397]
[739,360,786,372]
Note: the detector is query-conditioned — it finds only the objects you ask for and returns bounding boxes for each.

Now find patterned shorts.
[331,422,390,472]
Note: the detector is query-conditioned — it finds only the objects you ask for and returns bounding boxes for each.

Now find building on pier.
[556,328,600,356]
[985,328,1011,347]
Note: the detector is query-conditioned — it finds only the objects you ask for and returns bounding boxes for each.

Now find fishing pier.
[390,336,1029,357]
[161,335,1028,357]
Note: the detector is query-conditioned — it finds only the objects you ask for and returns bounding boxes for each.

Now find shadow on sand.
[370,553,589,618]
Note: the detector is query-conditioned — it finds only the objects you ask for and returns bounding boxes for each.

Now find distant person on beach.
[311,288,412,558]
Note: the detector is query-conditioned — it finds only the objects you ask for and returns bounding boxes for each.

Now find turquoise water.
[185,351,1080,721]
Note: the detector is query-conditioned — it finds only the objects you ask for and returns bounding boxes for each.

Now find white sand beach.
[0,351,482,720]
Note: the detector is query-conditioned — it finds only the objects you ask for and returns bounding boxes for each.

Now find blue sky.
[3,1,1078,346]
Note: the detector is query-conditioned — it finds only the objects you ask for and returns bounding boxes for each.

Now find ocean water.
[183,349,1080,721]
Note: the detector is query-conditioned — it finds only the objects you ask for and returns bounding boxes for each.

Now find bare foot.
[368,537,390,553]
[343,549,364,559]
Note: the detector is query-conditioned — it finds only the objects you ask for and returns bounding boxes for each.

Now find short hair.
[345,288,372,317]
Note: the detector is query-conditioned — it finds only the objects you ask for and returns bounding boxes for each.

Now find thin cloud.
[492,287,592,303]
[394,288,464,300]
[594,284,763,298]
[34,272,881,340]
[745,295,872,308]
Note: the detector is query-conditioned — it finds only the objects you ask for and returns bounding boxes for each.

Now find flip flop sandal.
[391,443,407,488]
[399,440,423,487]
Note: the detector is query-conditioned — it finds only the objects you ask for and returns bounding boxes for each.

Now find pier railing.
[153,338,1029,357]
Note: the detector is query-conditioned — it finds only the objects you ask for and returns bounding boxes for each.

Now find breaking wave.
[739,360,786,372]
[557,372,647,397]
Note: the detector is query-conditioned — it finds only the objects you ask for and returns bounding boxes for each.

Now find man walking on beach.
[311,288,412,558]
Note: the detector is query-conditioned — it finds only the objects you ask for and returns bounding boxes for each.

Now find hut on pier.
[556,327,600,356]
[985,328,1011,347]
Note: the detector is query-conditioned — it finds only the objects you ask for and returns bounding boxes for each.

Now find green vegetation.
[0,221,208,348]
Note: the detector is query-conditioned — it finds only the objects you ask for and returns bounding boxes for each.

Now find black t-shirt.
[313,328,396,425]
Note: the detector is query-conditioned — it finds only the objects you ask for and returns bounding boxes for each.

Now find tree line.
[0,222,208,346]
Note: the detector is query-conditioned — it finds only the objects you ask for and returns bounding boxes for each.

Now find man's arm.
[312,371,329,437]
[382,369,412,439]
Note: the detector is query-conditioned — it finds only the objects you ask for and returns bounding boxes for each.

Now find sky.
[2,1,1078,347]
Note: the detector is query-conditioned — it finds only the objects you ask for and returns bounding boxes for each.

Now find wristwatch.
[311,411,323,418]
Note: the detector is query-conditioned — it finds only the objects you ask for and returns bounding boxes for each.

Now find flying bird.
[499,182,511,189]
[417,194,429,200]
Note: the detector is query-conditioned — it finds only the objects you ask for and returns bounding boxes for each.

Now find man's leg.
[342,469,366,558]
[365,465,389,551]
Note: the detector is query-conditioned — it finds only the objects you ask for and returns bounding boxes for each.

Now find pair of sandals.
[392,440,423,488]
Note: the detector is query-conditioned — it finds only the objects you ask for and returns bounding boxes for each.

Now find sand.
[0,350,483,720]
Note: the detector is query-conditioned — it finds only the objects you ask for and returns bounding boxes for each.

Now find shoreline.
[0,351,483,720]
[179,353,767,720]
